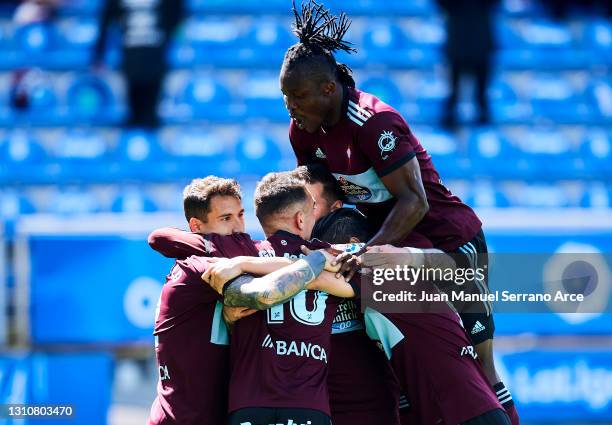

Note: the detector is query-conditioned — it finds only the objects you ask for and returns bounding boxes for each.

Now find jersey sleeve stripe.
[377,152,416,177]
[347,110,366,126]
[348,100,373,118]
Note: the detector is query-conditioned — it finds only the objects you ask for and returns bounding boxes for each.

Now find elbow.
[254,294,277,310]
[147,230,162,250]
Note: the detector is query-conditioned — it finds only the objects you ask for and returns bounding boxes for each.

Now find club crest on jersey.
[378,130,397,159]
[337,176,373,202]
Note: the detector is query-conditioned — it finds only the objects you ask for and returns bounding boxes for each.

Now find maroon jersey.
[228,231,342,416]
[290,86,481,251]
[362,233,501,425]
[148,233,262,425]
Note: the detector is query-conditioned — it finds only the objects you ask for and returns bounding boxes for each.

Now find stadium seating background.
[0,0,610,424]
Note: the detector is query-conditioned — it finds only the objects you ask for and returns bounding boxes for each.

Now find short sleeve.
[174,256,222,304]
[358,111,417,177]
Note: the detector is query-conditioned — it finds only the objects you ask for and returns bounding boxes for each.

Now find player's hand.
[222,306,256,327]
[202,257,243,294]
[362,245,424,269]
[332,251,360,281]
[301,246,359,281]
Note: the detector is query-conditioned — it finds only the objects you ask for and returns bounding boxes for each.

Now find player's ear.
[349,236,361,244]
[330,199,343,211]
[188,217,204,233]
[295,210,305,230]
[322,80,336,96]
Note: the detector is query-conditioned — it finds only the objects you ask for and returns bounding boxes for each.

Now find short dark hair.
[282,0,357,88]
[293,163,345,205]
[311,208,373,244]
[254,172,309,224]
[183,176,242,222]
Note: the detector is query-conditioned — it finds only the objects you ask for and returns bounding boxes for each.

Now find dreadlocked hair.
[284,0,357,88]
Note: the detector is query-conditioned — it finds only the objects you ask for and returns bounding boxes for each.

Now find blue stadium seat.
[239,19,292,68]
[362,22,411,66]
[161,127,231,178]
[1,131,48,183]
[49,187,102,215]
[413,128,468,178]
[468,129,528,178]
[234,133,282,174]
[5,70,59,125]
[520,184,570,208]
[326,0,434,16]
[188,0,288,15]
[402,18,445,47]
[360,76,404,107]
[526,74,595,124]
[52,18,97,67]
[66,74,122,124]
[499,0,547,17]
[111,189,158,213]
[113,130,163,181]
[243,73,286,121]
[59,0,102,15]
[580,129,612,179]
[0,191,36,218]
[116,130,161,163]
[587,78,612,122]
[465,182,511,208]
[508,128,579,179]
[585,20,612,66]
[14,22,54,53]
[181,75,236,122]
[497,19,574,49]
[579,184,611,208]
[52,128,111,183]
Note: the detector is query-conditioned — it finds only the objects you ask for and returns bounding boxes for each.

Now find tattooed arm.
[223,251,327,310]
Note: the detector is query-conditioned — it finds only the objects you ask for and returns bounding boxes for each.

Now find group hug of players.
[146,2,521,425]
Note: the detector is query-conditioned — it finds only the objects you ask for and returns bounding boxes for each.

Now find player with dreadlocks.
[280,2,520,425]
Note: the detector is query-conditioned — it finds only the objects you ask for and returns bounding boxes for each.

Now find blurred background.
[0,0,610,423]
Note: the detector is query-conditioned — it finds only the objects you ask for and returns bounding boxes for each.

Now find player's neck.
[321,83,345,132]
[268,224,303,240]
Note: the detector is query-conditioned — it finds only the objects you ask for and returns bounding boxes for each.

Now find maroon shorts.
[328,331,400,425]
[389,312,501,425]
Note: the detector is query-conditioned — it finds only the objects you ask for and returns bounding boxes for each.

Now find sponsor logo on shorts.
[262,334,327,363]
[471,320,486,334]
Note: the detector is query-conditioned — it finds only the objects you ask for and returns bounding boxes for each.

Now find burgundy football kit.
[148,233,262,425]
[289,85,495,346]
[149,227,400,425]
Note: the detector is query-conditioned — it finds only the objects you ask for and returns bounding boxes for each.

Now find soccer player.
[311,208,512,425]
[148,176,344,425]
[293,163,345,219]
[150,173,400,425]
[280,2,517,421]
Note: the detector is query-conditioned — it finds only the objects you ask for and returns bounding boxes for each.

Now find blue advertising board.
[0,352,113,425]
[498,349,612,422]
[24,235,174,344]
[487,231,612,336]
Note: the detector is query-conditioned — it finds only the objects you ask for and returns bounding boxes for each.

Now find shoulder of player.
[175,255,214,275]
[346,106,407,134]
